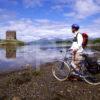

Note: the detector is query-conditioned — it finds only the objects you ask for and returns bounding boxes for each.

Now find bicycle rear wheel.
[52,60,70,81]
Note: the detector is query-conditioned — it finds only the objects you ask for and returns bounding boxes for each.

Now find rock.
[12,96,21,100]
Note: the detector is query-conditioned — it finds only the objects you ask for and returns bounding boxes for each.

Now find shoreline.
[0,62,100,100]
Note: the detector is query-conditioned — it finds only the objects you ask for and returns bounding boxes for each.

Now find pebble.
[67,89,72,93]
[12,96,21,100]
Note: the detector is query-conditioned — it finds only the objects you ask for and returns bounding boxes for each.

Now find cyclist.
[70,24,84,72]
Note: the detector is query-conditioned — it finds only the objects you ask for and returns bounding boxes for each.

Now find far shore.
[0,39,25,46]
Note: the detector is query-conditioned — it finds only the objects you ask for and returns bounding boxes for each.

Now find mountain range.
[25,38,72,45]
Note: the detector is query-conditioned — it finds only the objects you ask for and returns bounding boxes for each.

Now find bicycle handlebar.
[66,49,71,52]
[59,48,71,53]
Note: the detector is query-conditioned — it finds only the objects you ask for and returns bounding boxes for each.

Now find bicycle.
[52,49,100,85]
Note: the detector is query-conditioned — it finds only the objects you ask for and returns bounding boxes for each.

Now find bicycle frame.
[52,49,100,85]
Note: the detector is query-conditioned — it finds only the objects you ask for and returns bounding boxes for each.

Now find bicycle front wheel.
[52,60,70,81]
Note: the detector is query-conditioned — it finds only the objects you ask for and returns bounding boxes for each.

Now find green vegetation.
[55,40,71,44]
[0,39,24,46]
[92,38,100,44]
[88,38,100,44]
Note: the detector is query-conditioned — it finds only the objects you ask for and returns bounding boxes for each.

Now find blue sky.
[0,0,100,42]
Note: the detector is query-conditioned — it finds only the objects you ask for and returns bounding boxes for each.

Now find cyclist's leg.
[76,53,84,70]
[71,53,84,71]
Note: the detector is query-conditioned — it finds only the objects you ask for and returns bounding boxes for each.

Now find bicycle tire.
[83,74,100,85]
[84,77,100,85]
[80,62,100,85]
[52,60,70,81]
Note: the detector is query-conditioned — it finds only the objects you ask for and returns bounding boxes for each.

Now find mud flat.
[0,62,100,100]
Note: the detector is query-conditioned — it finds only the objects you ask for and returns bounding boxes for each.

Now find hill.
[26,38,72,45]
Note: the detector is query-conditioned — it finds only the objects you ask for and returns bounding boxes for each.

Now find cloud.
[84,18,100,38]
[0,18,71,42]
[64,12,76,17]
[62,0,100,19]
[8,0,18,5]
[52,0,74,5]
[50,0,74,12]
[74,0,100,19]
[51,5,64,11]
[0,8,16,21]
[22,0,100,20]
[0,0,99,43]
[0,0,18,5]
[0,18,100,42]
[23,0,43,8]
[22,0,74,10]
[93,18,100,24]
[80,27,100,38]
[95,0,100,5]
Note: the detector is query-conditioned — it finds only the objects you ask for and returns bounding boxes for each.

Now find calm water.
[0,44,100,72]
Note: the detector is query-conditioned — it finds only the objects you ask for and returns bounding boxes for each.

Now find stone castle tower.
[6,31,17,40]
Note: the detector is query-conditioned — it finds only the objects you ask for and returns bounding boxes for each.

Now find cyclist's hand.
[72,49,78,55]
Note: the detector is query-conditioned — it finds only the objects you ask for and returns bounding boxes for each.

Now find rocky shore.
[0,62,100,100]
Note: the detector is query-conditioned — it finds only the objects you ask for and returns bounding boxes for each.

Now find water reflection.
[0,45,63,72]
[0,44,100,72]
[6,46,16,59]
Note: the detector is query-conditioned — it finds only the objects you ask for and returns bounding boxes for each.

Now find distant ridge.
[26,38,72,45]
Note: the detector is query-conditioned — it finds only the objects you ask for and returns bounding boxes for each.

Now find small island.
[0,31,24,46]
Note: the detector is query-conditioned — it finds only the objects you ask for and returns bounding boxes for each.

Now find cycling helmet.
[71,24,80,30]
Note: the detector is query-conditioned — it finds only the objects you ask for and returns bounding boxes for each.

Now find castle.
[6,31,17,40]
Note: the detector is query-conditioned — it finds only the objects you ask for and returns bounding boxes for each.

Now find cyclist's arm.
[77,33,83,49]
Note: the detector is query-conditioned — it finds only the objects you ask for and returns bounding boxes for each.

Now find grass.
[55,40,71,44]
[93,38,100,44]
[88,38,100,44]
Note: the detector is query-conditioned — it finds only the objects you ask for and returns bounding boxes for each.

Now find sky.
[0,0,100,42]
